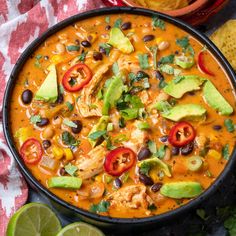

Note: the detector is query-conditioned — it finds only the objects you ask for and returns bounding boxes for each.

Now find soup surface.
[10,13,236,218]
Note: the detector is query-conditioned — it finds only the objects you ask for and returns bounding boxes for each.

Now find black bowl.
[3,6,236,233]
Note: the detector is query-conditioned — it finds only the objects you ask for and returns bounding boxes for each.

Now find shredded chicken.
[77,50,120,117]
[117,54,140,73]
[75,145,106,179]
[106,185,154,210]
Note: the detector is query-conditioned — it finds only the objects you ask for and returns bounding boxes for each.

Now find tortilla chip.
[135,0,189,11]
[210,20,236,70]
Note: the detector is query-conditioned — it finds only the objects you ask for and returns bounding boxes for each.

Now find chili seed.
[143,34,155,42]
[114,178,122,189]
[93,51,103,61]
[59,167,66,176]
[172,146,180,156]
[121,22,131,30]
[42,140,51,150]
[139,173,154,186]
[213,125,222,131]
[71,120,83,134]
[105,25,111,30]
[160,135,168,143]
[181,142,194,155]
[151,183,163,192]
[21,89,33,104]
[36,118,49,127]
[138,147,152,161]
[81,40,91,48]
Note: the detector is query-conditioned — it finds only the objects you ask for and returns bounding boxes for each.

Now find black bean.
[114,178,122,189]
[175,50,179,55]
[42,140,51,150]
[139,173,154,186]
[21,89,33,104]
[105,25,111,30]
[99,46,106,55]
[160,135,168,143]
[81,40,91,48]
[213,125,222,131]
[56,93,63,104]
[36,118,49,127]
[71,120,82,134]
[93,51,103,61]
[155,70,164,81]
[151,183,163,192]
[136,70,149,79]
[172,146,180,156]
[59,167,66,176]
[143,34,155,42]
[121,22,131,30]
[181,142,194,155]
[138,147,152,161]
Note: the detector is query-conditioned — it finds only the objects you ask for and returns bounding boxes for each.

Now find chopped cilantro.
[35,54,42,60]
[148,204,157,211]
[63,119,77,128]
[157,145,167,159]
[30,115,42,124]
[77,51,88,62]
[176,36,189,49]
[148,140,157,154]
[138,53,150,70]
[222,144,230,160]
[112,62,119,75]
[66,45,80,52]
[159,64,174,74]
[173,75,185,84]
[65,101,74,111]
[120,108,139,120]
[154,100,172,113]
[99,43,112,56]
[152,16,165,30]
[105,16,110,24]
[62,131,79,146]
[88,130,107,140]
[224,119,235,133]
[90,200,110,213]
[158,79,167,89]
[159,54,175,64]
[114,18,122,28]
[65,163,78,176]
[59,84,64,94]
[139,161,152,176]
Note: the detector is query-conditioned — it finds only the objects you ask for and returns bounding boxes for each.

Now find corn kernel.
[52,146,64,160]
[95,174,102,183]
[208,149,221,160]
[64,148,74,161]
[50,55,64,65]
[156,37,164,44]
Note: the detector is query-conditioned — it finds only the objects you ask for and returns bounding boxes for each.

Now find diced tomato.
[198,51,215,76]
[62,63,92,92]
[104,147,136,176]
[20,138,43,164]
[168,122,196,147]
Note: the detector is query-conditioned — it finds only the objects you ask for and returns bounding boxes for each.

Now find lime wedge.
[7,202,61,236]
[56,222,105,236]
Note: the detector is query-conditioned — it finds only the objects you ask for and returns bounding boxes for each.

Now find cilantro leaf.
[157,145,167,159]
[62,131,79,146]
[105,16,110,24]
[222,144,230,160]
[77,51,88,62]
[148,140,157,154]
[63,119,77,128]
[152,16,165,30]
[224,119,235,133]
[139,161,152,176]
[114,18,122,28]
[138,53,150,70]
[158,79,167,89]
[90,200,110,213]
[112,62,119,75]
[66,45,80,52]
[30,115,42,124]
[159,54,175,64]
[65,101,74,111]
[65,163,78,176]
[88,130,107,140]
[99,43,112,56]
[176,36,189,49]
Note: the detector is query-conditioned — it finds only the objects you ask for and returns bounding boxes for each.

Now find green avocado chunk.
[163,75,206,99]
[107,27,134,54]
[160,181,203,199]
[175,55,195,69]
[139,157,172,177]
[88,116,109,147]
[35,64,58,103]
[203,80,233,116]
[48,176,82,189]
[102,74,124,115]
[162,104,206,122]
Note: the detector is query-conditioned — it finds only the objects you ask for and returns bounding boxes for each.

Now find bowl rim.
[122,0,209,17]
[3,6,236,225]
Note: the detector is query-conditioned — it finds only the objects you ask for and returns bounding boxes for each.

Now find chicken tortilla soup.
[10,14,236,218]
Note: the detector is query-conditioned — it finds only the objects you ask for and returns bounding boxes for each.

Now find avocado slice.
[107,28,134,54]
[175,55,195,69]
[48,176,82,189]
[88,116,109,147]
[160,181,203,199]
[162,104,206,122]
[35,64,58,103]
[139,157,172,177]
[102,74,124,115]
[203,80,233,116]
[163,75,206,99]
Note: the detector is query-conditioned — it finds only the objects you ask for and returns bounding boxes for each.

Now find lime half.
[7,202,61,236]
[56,222,105,236]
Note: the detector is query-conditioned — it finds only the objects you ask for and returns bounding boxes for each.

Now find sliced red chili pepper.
[20,138,43,164]
[104,147,136,176]
[168,121,196,147]
[62,63,92,92]
[198,51,215,76]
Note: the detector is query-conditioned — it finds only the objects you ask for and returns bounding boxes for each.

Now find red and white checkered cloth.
[0,0,104,234]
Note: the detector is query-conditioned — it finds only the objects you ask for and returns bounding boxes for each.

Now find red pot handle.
[101,0,126,7]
